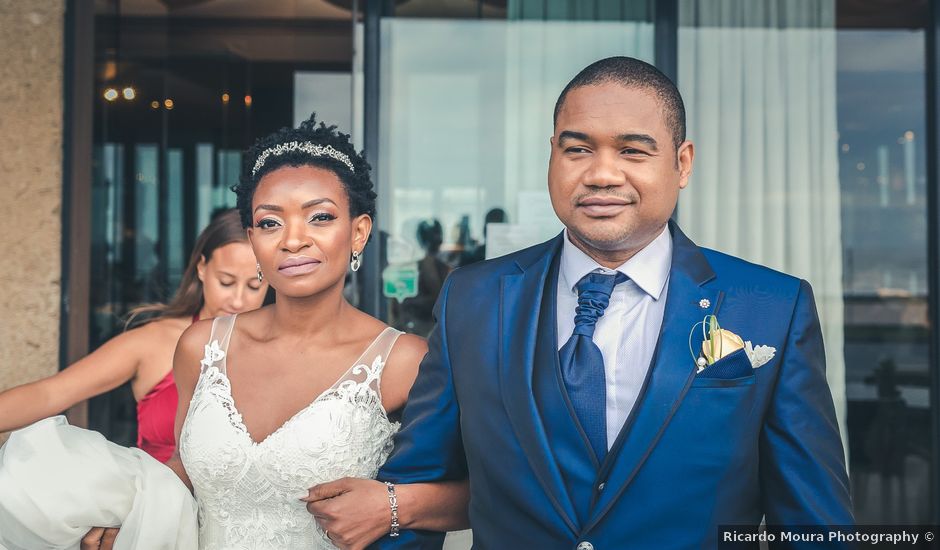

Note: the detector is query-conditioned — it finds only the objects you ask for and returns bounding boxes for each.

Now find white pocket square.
[744,341,776,369]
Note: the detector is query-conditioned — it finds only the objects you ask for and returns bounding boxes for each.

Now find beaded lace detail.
[179,315,401,549]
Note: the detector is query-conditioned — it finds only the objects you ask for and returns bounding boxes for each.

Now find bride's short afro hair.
[232,113,376,228]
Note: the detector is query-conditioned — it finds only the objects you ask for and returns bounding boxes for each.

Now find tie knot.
[571,271,628,336]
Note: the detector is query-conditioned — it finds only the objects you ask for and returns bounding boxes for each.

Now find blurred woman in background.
[0,209,268,462]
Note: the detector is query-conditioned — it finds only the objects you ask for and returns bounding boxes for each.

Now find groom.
[372,57,852,549]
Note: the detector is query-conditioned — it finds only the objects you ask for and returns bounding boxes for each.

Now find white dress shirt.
[556,226,672,448]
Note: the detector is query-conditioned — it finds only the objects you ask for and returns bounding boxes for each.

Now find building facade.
[0,0,936,526]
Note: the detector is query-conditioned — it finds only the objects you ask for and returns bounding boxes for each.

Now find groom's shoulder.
[445,237,556,289]
[699,246,805,295]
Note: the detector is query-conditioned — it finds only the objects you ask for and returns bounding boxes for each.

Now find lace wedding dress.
[179,314,401,549]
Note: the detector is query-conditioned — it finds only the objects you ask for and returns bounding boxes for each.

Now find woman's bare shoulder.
[116,315,190,349]
[175,318,215,355]
[226,306,275,342]
[380,331,428,411]
[388,332,428,366]
[142,315,190,335]
[341,306,426,361]
[172,319,216,386]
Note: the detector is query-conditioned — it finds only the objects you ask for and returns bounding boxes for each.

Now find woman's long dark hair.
[126,209,248,327]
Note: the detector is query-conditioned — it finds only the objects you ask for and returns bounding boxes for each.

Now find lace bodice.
[179,315,401,549]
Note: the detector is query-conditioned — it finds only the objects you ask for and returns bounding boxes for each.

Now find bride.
[170,114,465,550]
[1,115,468,550]
[167,114,468,549]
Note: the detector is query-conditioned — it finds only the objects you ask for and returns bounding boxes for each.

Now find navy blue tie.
[559,271,628,463]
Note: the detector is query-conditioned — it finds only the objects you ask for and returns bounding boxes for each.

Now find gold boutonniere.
[689,315,776,373]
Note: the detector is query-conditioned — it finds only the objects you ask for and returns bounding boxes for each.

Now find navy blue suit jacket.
[372,223,852,549]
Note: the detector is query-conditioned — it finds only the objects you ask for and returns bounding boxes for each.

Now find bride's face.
[247,164,371,300]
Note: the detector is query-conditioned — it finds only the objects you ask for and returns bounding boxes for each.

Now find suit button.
[597,482,605,491]
[577,542,594,550]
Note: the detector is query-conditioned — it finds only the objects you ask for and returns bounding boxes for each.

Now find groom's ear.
[677,140,695,189]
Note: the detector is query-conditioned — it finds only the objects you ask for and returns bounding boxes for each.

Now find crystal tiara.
[251,141,355,177]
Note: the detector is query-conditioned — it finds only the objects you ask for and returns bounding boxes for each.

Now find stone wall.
[0,0,64,441]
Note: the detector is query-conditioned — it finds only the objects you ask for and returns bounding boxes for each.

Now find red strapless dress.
[135,314,197,462]
[136,369,178,463]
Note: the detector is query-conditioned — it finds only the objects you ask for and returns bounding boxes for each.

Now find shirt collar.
[559,225,672,300]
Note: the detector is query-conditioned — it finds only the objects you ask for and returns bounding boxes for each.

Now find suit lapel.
[499,234,579,534]
[586,223,721,530]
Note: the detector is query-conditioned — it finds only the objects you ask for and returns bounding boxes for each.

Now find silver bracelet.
[385,482,400,537]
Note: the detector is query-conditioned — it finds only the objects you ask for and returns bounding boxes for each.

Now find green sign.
[382,264,419,302]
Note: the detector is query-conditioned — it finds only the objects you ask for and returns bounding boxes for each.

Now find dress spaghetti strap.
[360,327,403,371]
[202,314,237,374]
[330,327,402,403]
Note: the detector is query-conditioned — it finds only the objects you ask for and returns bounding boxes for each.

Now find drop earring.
[350,251,362,272]
[256,262,263,282]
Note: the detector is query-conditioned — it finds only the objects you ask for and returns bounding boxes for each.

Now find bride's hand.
[81,527,119,550]
[302,478,391,550]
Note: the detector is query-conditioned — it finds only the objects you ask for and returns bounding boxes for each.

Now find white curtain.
[677,0,846,440]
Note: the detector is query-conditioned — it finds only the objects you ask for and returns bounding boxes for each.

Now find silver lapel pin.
[698,298,711,309]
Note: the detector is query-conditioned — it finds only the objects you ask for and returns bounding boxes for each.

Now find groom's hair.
[553,56,686,150]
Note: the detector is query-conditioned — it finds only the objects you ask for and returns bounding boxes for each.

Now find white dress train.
[0,416,197,550]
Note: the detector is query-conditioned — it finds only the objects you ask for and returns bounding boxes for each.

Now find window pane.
[378,6,655,336]
[678,0,932,523]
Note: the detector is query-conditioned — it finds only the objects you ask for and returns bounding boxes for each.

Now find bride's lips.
[277,256,321,276]
[577,196,633,217]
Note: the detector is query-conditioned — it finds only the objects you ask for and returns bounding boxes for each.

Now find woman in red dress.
[0,209,268,462]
